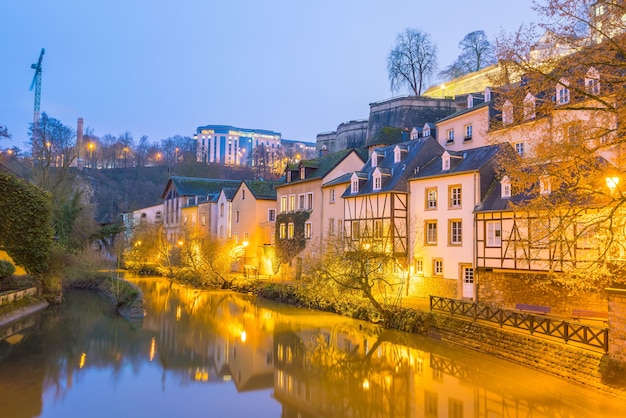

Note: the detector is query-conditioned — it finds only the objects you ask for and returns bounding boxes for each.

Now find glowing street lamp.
[606,176,620,194]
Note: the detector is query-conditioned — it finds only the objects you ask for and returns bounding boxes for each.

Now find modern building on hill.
[194,125,282,167]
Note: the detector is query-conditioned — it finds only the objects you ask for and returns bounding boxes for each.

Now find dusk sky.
[1,0,538,150]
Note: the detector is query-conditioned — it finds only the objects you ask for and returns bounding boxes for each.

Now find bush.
[0,260,16,279]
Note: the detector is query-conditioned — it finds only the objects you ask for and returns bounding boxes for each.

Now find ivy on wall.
[275,210,311,265]
[0,172,53,275]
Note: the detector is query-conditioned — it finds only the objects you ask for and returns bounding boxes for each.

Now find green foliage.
[0,172,53,275]
[0,260,15,279]
[275,211,311,265]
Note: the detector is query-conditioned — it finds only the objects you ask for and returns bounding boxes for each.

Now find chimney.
[77,117,84,148]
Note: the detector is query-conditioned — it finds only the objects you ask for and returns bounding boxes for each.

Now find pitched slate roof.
[161,176,241,199]
[243,179,280,200]
[278,149,367,186]
[342,136,444,198]
[410,143,508,180]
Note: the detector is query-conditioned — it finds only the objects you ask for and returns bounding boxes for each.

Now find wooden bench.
[515,303,551,315]
[571,309,608,323]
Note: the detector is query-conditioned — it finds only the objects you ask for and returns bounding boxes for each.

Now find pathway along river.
[0,276,625,417]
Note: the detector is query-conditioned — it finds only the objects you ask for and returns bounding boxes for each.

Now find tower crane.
[30,48,45,124]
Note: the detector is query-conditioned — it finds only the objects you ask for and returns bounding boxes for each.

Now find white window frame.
[450,220,462,245]
[486,221,502,247]
[464,124,472,141]
[433,259,443,275]
[351,179,359,193]
[330,189,336,203]
[426,221,437,244]
[279,223,286,239]
[557,79,570,105]
[306,192,313,210]
[373,173,382,190]
[305,222,312,239]
[426,188,437,209]
[280,196,287,213]
[287,223,295,239]
[268,209,276,222]
[446,129,454,143]
[449,186,461,208]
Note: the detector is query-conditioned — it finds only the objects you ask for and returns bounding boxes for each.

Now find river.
[0,276,625,417]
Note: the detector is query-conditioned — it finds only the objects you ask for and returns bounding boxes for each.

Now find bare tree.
[440,30,496,80]
[491,0,626,286]
[387,28,438,96]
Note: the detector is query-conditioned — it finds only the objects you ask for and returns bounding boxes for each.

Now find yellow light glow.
[242,241,249,248]
[240,330,247,342]
[362,243,371,250]
[362,379,370,390]
[79,352,87,369]
[176,305,182,321]
[606,176,620,191]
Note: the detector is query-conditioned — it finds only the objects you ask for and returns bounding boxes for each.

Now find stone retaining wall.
[426,313,626,398]
[0,287,38,306]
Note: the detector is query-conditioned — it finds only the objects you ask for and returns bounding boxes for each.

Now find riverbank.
[0,297,49,328]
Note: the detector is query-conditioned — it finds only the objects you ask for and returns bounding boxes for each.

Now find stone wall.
[607,287,626,363]
[427,313,626,397]
[407,275,457,299]
[476,270,607,315]
[0,287,38,306]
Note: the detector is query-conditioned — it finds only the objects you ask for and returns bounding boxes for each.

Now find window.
[449,186,461,208]
[235,210,240,223]
[449,399,463,418]
[486,221,502,247]
[268,209,276,222]
[446,129,455,143]
[201,214,206,226]
[305,222,312,239]
[424,391,438,418]
[287,223,295,239]
[220,203,225,217]
[330,189,336,203]
[371,151,378,167]
[450,220,462,245]
[557,79,570,104]
[374,219,383,239]
[464,267,474,284]
[338,220,343,238]
[523,93,536,120]
[501,176,511,198]
[502,100,513,125]
[219,225,224,238]
[540,175,551,195]
[426,188,437,209]
[373,172,382,190]
[442,152,450,170]
[585,67,600,95]
[351,178,359,193]
[299,194,305,210]
[433,259,443,275]
[300,165,305,180]
[242,189,246,200]
[329,218,335,235]
[287,171,292,183]
[426,221,437,244]
[279,223,286,239]
[280,196,287,213]
[244,232,249,242]
[464,124,472,141]
[414,258,424,275]
[351,221,360,240]
[289,195,296,211]
[394,145,401,162]
[306,193,313,210]
[515,142,524,157]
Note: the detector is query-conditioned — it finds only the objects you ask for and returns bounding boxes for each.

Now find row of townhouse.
[127,60,623,303]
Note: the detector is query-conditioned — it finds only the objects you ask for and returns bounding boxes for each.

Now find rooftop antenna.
[30,48,45,124]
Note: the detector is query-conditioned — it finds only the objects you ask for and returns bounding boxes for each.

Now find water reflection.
[0,277,624,418]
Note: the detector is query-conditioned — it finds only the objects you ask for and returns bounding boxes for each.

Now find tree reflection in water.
[0,276,624,418]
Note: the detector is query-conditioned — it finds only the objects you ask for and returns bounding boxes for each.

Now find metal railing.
[429,295,609,353]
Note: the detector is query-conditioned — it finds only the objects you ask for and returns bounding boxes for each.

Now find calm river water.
[1,276,625,418]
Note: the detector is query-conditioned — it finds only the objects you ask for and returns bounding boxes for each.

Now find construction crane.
[30,48,45,124]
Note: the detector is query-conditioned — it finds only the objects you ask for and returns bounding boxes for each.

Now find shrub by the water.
[0,260,15,280]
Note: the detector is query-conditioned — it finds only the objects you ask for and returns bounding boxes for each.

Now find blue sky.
[1,0,538,150]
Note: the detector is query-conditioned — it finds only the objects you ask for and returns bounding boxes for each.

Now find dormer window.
[287,171,292,183]
[585,67,600,95]
[540,175,551,195]
[373,169,382,191]
[394,145,401,163]
[300,165,305,180]
[501,175,511,198]
[502,100,513,125]
[557,79,570,104]
[423,124,431,137]
[371,151,378,168]
[442,151,451,171]
[351,173,360,194]
[523,93,536,120]
[410,127,420,140]
[467,95,474,108]
[484,87,491,102]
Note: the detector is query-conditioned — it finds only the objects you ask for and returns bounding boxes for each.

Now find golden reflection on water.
[0,276,625,418]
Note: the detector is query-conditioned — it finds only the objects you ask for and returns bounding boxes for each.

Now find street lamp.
[606,176,620,195]
[88,143,95,168]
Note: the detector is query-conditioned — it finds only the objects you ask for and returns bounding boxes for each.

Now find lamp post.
[88,143,95,168]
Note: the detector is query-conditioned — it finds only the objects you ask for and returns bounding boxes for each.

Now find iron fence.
[429,295,609,353]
